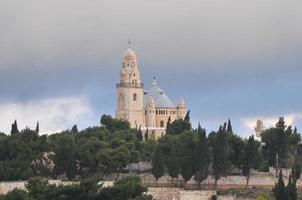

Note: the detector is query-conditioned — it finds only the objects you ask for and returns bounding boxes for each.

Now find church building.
[116,47,187,138]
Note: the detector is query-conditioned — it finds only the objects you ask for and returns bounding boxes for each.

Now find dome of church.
[144,78,175,108]
[123,48,137,60]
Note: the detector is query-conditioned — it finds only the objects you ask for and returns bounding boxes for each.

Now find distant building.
[116,47,187,138]
[255,119,265,139]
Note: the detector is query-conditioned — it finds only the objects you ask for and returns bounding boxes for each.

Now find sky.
[0,0,301,137]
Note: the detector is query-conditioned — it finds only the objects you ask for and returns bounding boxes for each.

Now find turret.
[145,97,156,127]
[177,97,186,119]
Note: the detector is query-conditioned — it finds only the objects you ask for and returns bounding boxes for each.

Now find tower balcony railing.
[116,83,144,88]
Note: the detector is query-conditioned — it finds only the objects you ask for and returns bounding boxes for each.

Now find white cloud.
[241,113,302,134]
[0,97,93,134]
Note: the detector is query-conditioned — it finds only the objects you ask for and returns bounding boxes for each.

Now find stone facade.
[116,48,187,137]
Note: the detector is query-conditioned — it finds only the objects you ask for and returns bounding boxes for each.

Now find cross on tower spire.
[128,39,131,49]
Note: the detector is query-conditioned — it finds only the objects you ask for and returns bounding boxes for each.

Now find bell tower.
[116,47,144,128]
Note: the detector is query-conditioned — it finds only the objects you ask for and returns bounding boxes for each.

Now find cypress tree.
[144,128,149,141]
[11,120,19,135]
[166,116,171,134]
[152,147,164,183]
[71,125,78,133]
[286,174,297,200]
[193,123,209,188]
[212,127,230,189]
[222,122,227,132]
[242,135,257,187]
[227,118,233,134]
[35,121,39,133]
[136,126,143,141]
[273,169,287,200]
[184,110,190,122]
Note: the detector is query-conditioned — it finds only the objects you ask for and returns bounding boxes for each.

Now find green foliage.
[152,146,164,181]
[50,131,77,180]
[100,114,130,133]
[0,128,49,180]
[179,131,195,183]
[166,119,191,135]
[211,127,231,188]
[286,174,297,200]
[4,189,29,200]
[26,177,48,200]
[227,118,233,134]
[1,175,149,200]
[10,120,19,135]
[242,135,258,186]
[256,193,267,200]
[193,124,209,187]
[261,117,301,168]
[159,135,181,182]
[273,170,287,200]
[226,133,245,169]
[98,175,149,200]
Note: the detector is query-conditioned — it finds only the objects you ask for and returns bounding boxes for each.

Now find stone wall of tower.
[177,98,187,119]
[116,48,145,128]
[145,99,156,127]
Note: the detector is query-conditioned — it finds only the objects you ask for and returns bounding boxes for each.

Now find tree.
[193,123,209,188]
[184,110,190,122]
[136,126,143,141]
[286,174,297,200]
[10,120,19,135]
[71,125,78,133]
[273,169,287,200]
[166,119,191,135]
[160,136,181,183]
[35,121,39,133]
[144,128,149,141]
[4,189,29,200]
[26,176,48,200]
[98,175,149,200]
[227,118,233,134]
[166,116,171,133]
[152,146,164,182]
[242,135,257,186]
[100,114,130,133]
[179,131,195,183]
[50,131,77,180]
[212,127,231,189]
[261,117,294,168]
[226,133,245,169]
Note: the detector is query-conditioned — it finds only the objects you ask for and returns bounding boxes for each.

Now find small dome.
[147,97,155,105]
[123,48,137,61]
[178,98,185,106]
[144,78,175,108]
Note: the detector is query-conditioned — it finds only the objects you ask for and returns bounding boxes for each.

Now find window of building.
[133,73,136,77]
[127,63,130,67]
[160,120,164,128]
[133,93,137,102]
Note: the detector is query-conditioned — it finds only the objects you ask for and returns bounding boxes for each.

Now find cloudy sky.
[0,0,301,137]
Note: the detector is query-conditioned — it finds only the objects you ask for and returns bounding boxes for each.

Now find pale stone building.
[116,48,187,137]
[254,119,265,139]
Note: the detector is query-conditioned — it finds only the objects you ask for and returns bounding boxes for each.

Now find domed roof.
[144,78,175,108]
[123,48,137,60]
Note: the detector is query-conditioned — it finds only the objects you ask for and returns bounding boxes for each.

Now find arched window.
[160,120,164,128]
[133,93,137,102]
